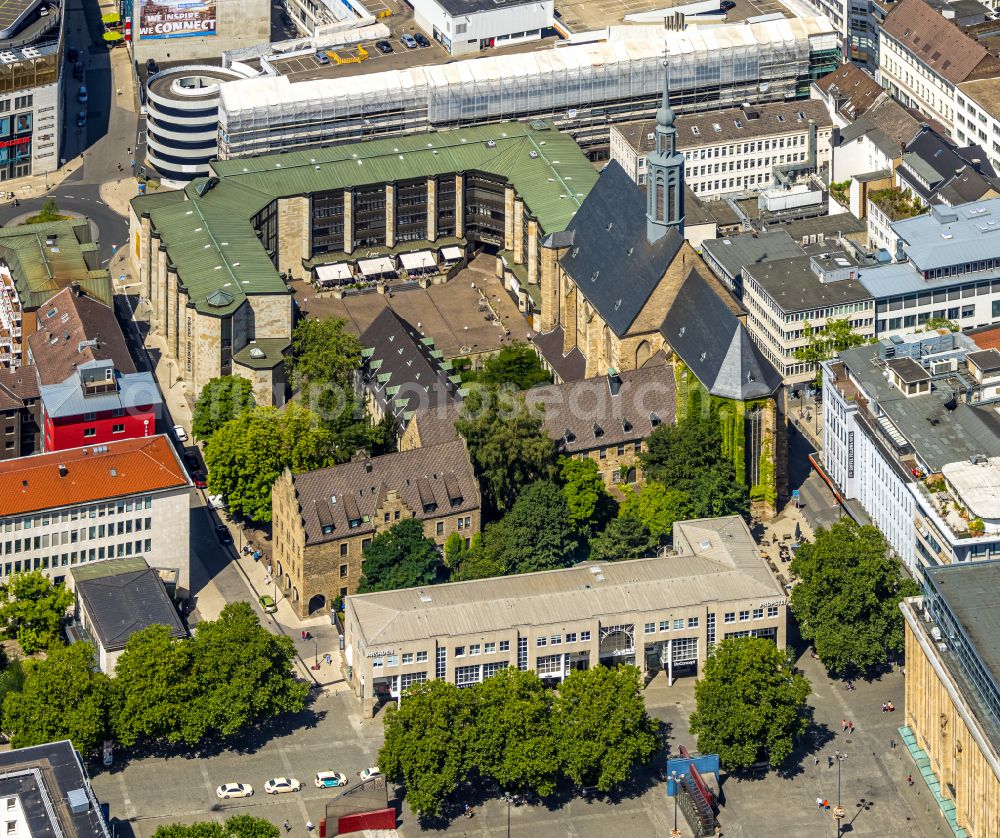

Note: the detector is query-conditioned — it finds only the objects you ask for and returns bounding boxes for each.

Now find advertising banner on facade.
[138,0,216,39]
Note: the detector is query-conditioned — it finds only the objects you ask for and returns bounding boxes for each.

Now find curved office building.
[145,66,252,185]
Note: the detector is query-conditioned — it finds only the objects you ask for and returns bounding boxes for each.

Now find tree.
[443,532,469,568]
[2,642,111,753]
[204,403,336,522]
[789,519,920,675]
[191,376,256,441]
[474,343,550,390]
[358,518,441,593]
[454,482,578,580]
[286,317,362,395]
[793,318,872,385]
[181,602,309,744]
[554,665,658,791]
[639,419,747,521]
[380,678,474,818]
[469,668,560,796]
[618,482,693,542]
[0,571,74,653]
[689,637,811,770]
[588,516,656,562]
[111,625,195,747]
[21,200,68,225]
[455,387,557,513]
[153,816,279,838]
[559,457,615,537]
[920,317,959,333]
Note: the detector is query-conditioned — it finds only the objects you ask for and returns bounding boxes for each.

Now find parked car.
[193,475,207,490]
[215,524,233,545]
[76,110,87,127]
[314,771,348,788]
[38,5,48,15]
[102,740,113,767]
[401,33,417,49]
[77,86,88,104]
[67,47,78,62]
[375,39,393,54]
[414,32,430,47]
[216,783,253,799]
[315,49,329,65]
[259,594,277,614]
[358,767,381,782]
[72,62,83,80]
[172,424,188,442]
[184,452,200,471]
[264,777,302,794]
[207,493,227,510]
[146,58,159,75]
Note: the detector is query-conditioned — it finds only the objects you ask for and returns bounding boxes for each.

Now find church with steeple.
[534,63,769,387]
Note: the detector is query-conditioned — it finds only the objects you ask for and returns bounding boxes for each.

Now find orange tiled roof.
[0,435,189,516]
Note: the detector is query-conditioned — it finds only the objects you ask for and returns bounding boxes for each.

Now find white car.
[264,777,302,794]
[172,424,188,442]
[314,771,348,788]
[358,767,381,782]
[216,783,253,799]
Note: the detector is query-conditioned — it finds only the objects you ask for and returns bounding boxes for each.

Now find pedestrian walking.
[815,797,823,809]
[283,821,290,833]
[116,87,121,96]
[890,739,896,749]
[842,719,847,732]
[127,146,131,156]
[849,721,855,733]
[907,774,914,787]
[882,702,888,713]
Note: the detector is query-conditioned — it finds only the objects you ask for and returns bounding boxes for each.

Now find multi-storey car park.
[214,18,838,159]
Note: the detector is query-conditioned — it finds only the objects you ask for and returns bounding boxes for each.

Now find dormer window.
[322,524,334,535]
[348,517,361,528]
[593,422,604,439]
[650,412,661,427]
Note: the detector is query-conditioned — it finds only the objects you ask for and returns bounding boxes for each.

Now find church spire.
[646,58,685,243]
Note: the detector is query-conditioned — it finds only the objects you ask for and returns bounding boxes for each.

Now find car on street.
[375,39,393,54]
[67,47,78,62]
[193,475,207,489]
[414,32,430,47]
[216,783,253,799]
[172,424,188,443]
[72,62,83,80]
[315,771,348,788]
[146,58,159,75]
[358,767,381,782]
[77,86,88,104]
[401,33,417,49]
[259,594,277,614]
[215,524,233,545]
[184,452,200,471]
[76,110,87,127]
[264,777,302,794]
[207,493,227,510]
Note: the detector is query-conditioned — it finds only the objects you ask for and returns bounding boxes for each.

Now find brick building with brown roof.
[0,364,40,459]
[271,439,480,617]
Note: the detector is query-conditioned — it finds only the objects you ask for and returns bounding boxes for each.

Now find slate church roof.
[661,270,781,401]
[559,161,683,338]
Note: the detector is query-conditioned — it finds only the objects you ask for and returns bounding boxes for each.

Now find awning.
[398,250,435,270]
[315,263,352,284]
[440,246,464,261]
[357,257,395,277]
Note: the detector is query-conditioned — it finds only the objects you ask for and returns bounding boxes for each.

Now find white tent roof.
[398,251,435,270]
[315,263,352,282]
[357,256,395,276]
[440,246,463,261]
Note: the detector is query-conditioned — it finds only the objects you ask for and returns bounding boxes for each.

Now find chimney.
[58,464,67,478]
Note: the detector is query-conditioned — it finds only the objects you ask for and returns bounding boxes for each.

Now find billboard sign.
[138,0,215,39]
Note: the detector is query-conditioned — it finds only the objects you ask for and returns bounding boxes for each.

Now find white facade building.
[0,436,192,592]
[410,0,552,55]
[823,332,1000,574]
[955,80,1000,174]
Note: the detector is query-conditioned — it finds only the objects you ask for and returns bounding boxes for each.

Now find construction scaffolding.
[217,18,838,158]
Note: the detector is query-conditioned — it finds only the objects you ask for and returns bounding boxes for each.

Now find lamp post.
[833,751,847,838]
[670,771,685,837]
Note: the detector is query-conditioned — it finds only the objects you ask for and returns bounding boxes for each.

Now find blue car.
[314,772,348,789]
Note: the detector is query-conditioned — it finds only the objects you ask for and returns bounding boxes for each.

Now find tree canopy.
[204,403,336,521]
[559,457,615,537]
[358,518,441,593]
[639,418,748,523]
[191,376,257,441]
[689,637,811,770]
[463,343,551,390]
[618,481,693,542]
[110,603,308,747]
[588,515,656,562]
[0,571,74,654]
[793,318,872,385]
[286,317,363,394]
[455,387,557,513]
[2,642,111,753]
[152,816,279,838]
[554,666,658,791]
[380,665,656,818]
[453,481,578,580]
[789,519,920,675]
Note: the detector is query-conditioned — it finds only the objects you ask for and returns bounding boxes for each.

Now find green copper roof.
[133,122,597,318]
[0,219,112,310]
